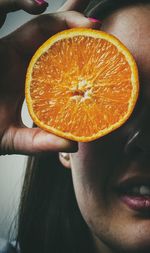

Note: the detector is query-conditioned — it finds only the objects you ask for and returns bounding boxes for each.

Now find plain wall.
[0,0,66,240]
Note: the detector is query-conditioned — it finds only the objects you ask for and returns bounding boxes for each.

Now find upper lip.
[115,175,150,191]
[111,153,150,191]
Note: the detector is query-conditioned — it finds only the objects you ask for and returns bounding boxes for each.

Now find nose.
[124,108,150,154]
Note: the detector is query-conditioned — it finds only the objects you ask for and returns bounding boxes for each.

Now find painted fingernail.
[88,18,102,24]
[35,0,48,5]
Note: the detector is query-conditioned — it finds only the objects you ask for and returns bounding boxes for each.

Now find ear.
[59,152,71,169]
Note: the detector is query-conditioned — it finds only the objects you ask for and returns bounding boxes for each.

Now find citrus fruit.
[25,28,139,142]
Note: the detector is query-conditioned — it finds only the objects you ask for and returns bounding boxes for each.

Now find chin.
[111,221,150,253]
[92,217,150,253]
[101,235,150,253]
[115,243,150,253]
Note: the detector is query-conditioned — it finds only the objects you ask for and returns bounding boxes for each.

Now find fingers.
[64,11,100,28]
[17,0,49,15]
[1,126,78,155]
[0,0,48,28]
[58,0,91,12]
[9,11,101,60]
[0,0,48,14]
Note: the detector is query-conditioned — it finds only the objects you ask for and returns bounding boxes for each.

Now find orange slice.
[25,28,139,142]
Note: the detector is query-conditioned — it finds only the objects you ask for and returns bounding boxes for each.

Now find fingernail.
[59,139,78,153]
[88,18,102,24]
[34,0,48,5]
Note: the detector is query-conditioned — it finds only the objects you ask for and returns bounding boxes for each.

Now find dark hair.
[17,154,94,253]
[16,1,150,253]
[85,0,150,19]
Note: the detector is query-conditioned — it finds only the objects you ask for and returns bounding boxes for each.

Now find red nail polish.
[35,0,48,5]
[88,18,102,24]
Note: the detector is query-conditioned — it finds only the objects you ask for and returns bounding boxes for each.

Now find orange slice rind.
[25,28,139,142]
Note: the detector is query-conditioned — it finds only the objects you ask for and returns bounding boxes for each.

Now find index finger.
[0,0,48,14]
[58,0,91,12]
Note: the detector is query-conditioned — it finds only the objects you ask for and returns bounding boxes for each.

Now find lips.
[115,177,150,212]
[120,195,150,211]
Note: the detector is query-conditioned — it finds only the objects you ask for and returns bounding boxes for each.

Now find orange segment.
[25,28,139,142]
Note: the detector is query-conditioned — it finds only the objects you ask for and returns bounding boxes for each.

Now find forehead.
[101,4,150,74]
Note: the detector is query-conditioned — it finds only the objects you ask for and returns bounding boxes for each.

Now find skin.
[60,4,150,253]
[0,0,100,155]
[2,1,150,252]
[0,0,49,28]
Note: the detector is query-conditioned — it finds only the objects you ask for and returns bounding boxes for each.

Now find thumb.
[1,126,77,155]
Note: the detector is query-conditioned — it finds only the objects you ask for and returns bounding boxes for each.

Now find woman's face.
[67,4,150,253]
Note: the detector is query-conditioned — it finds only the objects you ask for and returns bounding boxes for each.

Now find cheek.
[70,123,135,213]
[70,140,120,239]
[70,130,123,202]
[71,125,129,179]
[69,125,138,240]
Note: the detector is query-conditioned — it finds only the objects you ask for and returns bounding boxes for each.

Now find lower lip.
[120,195,150,212]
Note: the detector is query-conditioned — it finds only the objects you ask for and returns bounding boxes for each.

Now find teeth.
[126,185,150,196]
[132,187,139,194]
[139,186,150,195]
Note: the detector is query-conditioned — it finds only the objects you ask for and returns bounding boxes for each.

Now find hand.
[0,0,49,28]
[0,0,100,155]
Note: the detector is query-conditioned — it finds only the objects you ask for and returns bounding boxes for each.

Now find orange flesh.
[30,36,132,137]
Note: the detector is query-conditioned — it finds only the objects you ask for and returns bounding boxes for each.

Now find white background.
[0,0,66,239]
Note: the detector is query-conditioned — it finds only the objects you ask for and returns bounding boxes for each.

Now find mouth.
[115,176,150,213]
